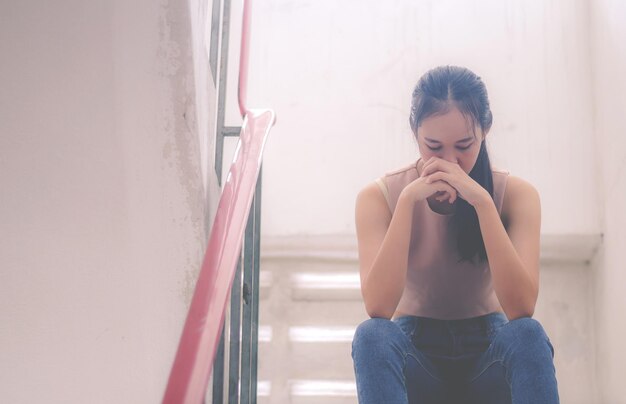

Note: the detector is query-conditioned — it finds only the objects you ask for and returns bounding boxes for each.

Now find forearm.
[474,199,537,319]
[363,190,415,318]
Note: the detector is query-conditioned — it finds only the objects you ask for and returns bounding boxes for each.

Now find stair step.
[254,380,357,404]
[290,272,361,301]
[257,325,357,380]
[289,380,357,403]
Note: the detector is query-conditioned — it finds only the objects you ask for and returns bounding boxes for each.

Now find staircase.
[257,235,363,404]
[255,233,601,404]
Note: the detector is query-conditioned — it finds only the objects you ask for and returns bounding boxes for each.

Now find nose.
[441,152,458,165]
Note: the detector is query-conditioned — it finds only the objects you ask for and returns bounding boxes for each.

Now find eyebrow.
[424,136,474,144]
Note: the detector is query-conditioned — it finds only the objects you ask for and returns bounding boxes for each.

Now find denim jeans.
[351,312,559,404]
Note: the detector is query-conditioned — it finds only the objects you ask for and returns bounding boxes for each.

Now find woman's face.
[416,105,485,174]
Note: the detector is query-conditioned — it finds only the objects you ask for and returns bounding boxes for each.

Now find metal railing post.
[240,166,262,403]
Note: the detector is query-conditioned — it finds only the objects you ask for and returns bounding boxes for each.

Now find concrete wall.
[247,0,598,237]
[2,0,624,402]
[0,1,218,402]
[589,0,626,401]
[237,0,621,401]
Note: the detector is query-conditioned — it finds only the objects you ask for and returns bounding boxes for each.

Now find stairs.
[255,233,601,404]
[257,235,363,404]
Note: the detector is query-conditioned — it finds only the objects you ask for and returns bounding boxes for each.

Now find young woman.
[351,65,560,404]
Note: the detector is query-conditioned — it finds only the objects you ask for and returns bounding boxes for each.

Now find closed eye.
[428,145,472,151]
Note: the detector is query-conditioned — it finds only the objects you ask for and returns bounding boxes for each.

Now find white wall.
[246,0,598,236]
[0,1,217,403]
[238,1,617,401]
[2,0,623,402]
[589,0,626,401]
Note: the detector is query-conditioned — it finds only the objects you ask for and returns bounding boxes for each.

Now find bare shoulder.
[502,175,541,227]
[356,181,391,216]
[504,175,540,200]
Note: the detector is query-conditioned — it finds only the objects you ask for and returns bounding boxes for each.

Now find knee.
[506,317,548,342]
[499,317,554,358]
[352,318,403,356]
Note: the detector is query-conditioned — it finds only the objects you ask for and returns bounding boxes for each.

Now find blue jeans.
[351,312,559,404]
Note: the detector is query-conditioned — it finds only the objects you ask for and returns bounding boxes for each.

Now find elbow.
[361,277,402,320]
[503,287,537,321]
[366,309,394,320]
[505,303,535,321]
[364,300,396,320]
[506,311,534,321]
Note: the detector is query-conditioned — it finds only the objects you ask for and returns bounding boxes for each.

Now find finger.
[432,180,456,196]
[438,194,455,203]
[425,170,452,185]
[429,173,464,199]
[426,176,456,192]
[447,185,458,202]
[421,157,440,177]
[437,193,455,203]
[422,158,453,177]
[424,160,463,178]
[422,159,438,177]
[434,183,457,202]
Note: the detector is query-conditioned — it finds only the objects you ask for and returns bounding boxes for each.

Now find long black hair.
[409,65,495,265]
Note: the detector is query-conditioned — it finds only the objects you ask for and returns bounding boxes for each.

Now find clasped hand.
[420,157,490,208]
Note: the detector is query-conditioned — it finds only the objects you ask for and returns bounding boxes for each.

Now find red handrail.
[163,109,274,404]
[162,0,275,402]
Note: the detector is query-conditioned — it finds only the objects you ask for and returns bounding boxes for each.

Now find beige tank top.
[376,157,510,320]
